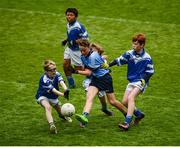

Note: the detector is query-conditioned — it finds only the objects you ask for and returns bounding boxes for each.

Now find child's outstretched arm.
[52,88,64,97]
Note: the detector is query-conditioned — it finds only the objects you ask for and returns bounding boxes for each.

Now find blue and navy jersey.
[81,51,109,78]
[67,21,88,51]
[115,49,154,83]
[36,72,64,99]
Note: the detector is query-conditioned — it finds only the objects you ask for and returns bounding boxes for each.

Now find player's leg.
[119,87,141,130]
[63,47,75,88]
[98,91,113,116]
[127,87,141,116]
[82,78,112,116]
[75,86,98,125]
[40,98,53,124]
[117,90,132,130]
[83,86,99,113]
[132,83,146,126]
[134,109,145,126]
[123,90,144,119]
[99,73,127,116]
[106,93,127,116]
[122,90,130,107]
[39,97,57,134]
[68,49,83,88]
[63,59,76,88]
[52,100,72,123]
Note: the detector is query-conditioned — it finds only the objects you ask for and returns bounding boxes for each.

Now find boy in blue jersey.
[36,60,71,134]
[71,39,127,127]
[62,8,88,89]
[108,33,154,131]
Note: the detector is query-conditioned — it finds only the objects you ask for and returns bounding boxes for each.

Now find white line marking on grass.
[0,7,62,17]
[87,16,179,27]
[0,7,179,27]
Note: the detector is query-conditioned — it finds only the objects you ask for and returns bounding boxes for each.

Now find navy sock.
[125,115,133,124]
[82,112,89,118]
[101,104,107,110]
[134,109,143,117]
[67,76,75,86]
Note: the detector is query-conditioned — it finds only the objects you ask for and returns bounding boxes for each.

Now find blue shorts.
[89,73,114,93]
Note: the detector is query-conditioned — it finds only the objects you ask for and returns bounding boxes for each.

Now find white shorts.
[64,47,82,66]
[37,96,61,107]
[82,78,106,98]
[126,81,147,93]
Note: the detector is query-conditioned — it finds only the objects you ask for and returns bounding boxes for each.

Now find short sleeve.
[56,72,64,82]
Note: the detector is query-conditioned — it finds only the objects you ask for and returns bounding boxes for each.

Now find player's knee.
[127,96,135,106]
[127,95,135,102]
[45,105,52,112]
[109,99,116,106]
[63,60,70,67]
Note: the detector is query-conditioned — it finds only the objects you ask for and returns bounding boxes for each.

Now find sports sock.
[49,122,54,126]
[101,103,107,110]
[134,109,143,117]
[125,115,133,124]
[67,76,75,86]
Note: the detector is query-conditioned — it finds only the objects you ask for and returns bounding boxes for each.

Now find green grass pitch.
[0,0,180,145]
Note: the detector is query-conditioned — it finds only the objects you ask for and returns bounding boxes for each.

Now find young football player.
[61,8,89,88]
[71,39,127,127]
[108,33,154,131]
[82,43,113,117]
[35,60,71,134]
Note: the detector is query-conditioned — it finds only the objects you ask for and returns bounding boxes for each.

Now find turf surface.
[0,0,180,145]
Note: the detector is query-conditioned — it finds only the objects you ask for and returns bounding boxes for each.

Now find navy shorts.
[89,73,114,93]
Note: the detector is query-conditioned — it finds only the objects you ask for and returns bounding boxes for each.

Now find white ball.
[61,103,75,117]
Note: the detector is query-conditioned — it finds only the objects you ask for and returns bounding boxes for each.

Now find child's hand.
[64,89,69,100]
[71,67,79,74]
[62,39,67,46]
[101,60,109,68]
[140,79,145,86]
[101,63,109,68]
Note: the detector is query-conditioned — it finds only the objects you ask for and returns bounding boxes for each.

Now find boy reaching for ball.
[35,60,72,134]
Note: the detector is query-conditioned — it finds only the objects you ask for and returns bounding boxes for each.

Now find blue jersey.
[36,72,64,99]
[67,21,88,51]
[81,50,109,78]
[115,49,154,83]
